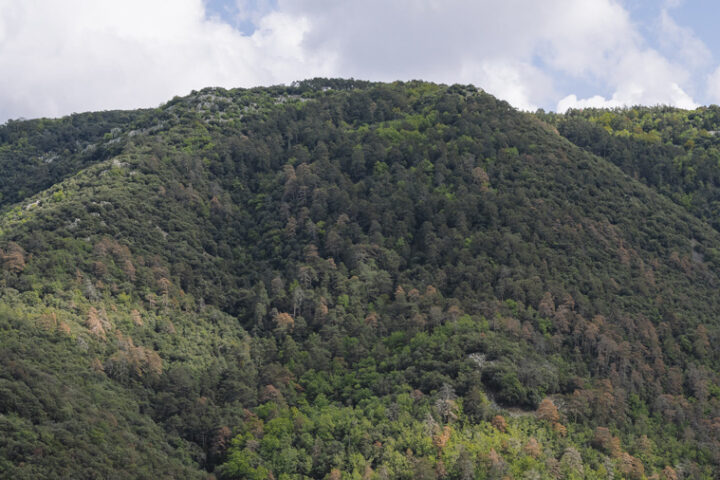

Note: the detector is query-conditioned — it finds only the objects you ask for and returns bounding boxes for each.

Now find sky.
[1,0,720,122]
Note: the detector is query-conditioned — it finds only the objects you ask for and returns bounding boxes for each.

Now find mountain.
[2,79,720,479]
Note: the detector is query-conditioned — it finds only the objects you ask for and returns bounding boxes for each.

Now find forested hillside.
[2,79,720,479]
[539,106,720,231]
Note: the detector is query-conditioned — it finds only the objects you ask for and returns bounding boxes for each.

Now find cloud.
[293,0,608,109]
[536,0,636,78]
[0,0,710,121]
[558,82,697,112]
[0,0,331,121]
[557,94,620,112]
[458,60,554,111]
[551,5,704,111]
[275,0,698,110]
[558,48,698,111]
[274,0,629,101]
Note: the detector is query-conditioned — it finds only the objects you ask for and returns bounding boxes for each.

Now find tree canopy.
[1,80,720,478]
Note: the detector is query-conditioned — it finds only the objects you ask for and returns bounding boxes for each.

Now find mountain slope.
[0,109,161,209]
[1,80,719,478]
[539,105,720,232]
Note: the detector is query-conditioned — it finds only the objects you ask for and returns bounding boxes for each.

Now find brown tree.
[2,242,25,273]
[592,426,622,458]
[619,453,645,480]
[491,415,507,433]
[538,291,555,317]
[275,312,294,331]
[537,398,560,422]
[661,466,678,480]
[523,438,541,458]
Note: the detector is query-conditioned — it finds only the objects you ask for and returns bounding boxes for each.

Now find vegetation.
[1,79,720,478]
[539,105,720,230]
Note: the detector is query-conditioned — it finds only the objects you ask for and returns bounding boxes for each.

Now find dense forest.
[2,79,720,478]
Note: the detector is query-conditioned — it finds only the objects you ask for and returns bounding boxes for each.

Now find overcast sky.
[1,0,720,122]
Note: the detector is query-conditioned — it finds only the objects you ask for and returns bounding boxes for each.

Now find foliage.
[0,80,719,477]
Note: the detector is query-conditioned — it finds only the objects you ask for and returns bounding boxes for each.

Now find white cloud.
[549,5,706,111]
[558,82,697,112]
[557,94,620,112]
[558,48,698,111]
[537,0,636,78]
[0,0,332,121]
[458,60,554,111]
[274,0,580,108]
[0,0,709,120]
[275,0,699,110]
